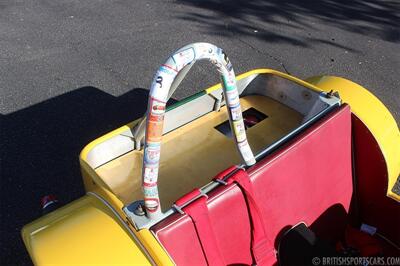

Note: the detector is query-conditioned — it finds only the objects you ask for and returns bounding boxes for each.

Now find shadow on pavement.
[1,87,176,265]
[176,0,399,47]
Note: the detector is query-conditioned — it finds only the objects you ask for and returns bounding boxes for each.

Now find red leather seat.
[151,105,353,265]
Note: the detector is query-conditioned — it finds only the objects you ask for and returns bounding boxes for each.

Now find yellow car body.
[21,68,400,265]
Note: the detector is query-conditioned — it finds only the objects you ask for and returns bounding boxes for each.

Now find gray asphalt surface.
[1,0,399,264]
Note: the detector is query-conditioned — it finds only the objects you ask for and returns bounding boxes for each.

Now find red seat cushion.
[151,105,353,265]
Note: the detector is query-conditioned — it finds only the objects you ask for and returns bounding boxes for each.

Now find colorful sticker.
[143,181,158,187]
[149,112,163,123]
[150,97,166,116]
[226,71,236,88]
[152,74,174,102]
[222,72,237,91]
[160,64,178,76]
[144,143,161,165]
[172,47,196,70]
[195,43,215,59]
[143,183,159,197]
[147,97,165,142]
[233,120,246,142]
[238,140,256,165]
[144,198,160,213]
[143,165,159,184]
[231,105,242,121]
[148,120,163,141]
[222,75,234,91]
[225,89,240,107]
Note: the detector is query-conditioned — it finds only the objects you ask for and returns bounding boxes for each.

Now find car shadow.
[1,87,176,265]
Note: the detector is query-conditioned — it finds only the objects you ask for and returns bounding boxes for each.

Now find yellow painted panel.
[22,194,151,265]
[80,162,175,265]
[307,76,400,201]
[137,229,175,266]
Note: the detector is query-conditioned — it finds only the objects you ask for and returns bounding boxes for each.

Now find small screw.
[278,91,287,101]
[302,90,312,100]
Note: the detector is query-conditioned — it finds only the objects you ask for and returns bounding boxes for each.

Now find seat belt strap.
[225,169,275,265]
[184,197,225,266]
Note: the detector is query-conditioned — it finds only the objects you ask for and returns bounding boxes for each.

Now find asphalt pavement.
[1,0,399,264]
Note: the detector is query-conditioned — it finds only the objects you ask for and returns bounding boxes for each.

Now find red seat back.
[151,105,353,265]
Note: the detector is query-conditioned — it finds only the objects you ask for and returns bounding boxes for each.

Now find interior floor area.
[95,95,303,209]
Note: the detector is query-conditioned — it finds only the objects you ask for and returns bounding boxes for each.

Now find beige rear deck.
[95,95,302,210]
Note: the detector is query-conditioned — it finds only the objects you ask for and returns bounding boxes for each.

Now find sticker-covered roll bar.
[142,43,256,219]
